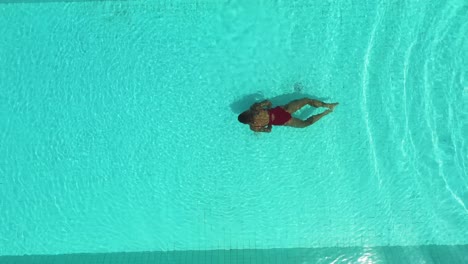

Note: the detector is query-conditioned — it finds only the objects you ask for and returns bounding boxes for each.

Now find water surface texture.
[1,0,467,257]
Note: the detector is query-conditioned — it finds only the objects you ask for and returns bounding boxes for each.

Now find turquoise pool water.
[1,0,467,261]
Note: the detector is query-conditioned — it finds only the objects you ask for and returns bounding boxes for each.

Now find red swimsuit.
[268,107,292,125]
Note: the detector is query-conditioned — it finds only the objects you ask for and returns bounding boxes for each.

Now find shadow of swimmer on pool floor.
[237,97,338,133]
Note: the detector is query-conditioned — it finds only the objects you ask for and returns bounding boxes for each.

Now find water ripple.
[361,4,385,188]
[421,2,468,214]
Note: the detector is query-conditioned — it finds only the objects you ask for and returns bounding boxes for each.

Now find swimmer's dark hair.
[238,111,252,124]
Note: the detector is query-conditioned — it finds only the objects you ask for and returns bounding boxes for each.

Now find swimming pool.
[1,0,467,263]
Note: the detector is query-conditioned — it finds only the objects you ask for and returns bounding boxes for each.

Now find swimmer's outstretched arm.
[262,124,272,133]
[250,124,272,133]
[251,100,272,110]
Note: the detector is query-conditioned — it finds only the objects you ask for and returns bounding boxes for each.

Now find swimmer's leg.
[309,99,339,110]
[284,109,332,128]
[283,98,314,114]
[284,98,338,114]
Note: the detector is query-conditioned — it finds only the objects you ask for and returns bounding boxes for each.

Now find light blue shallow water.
[0,0,467,258]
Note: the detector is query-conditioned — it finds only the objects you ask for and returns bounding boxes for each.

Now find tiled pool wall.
[1,245,467,264]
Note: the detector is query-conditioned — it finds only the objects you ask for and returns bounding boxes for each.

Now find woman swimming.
[237,98,338,133]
